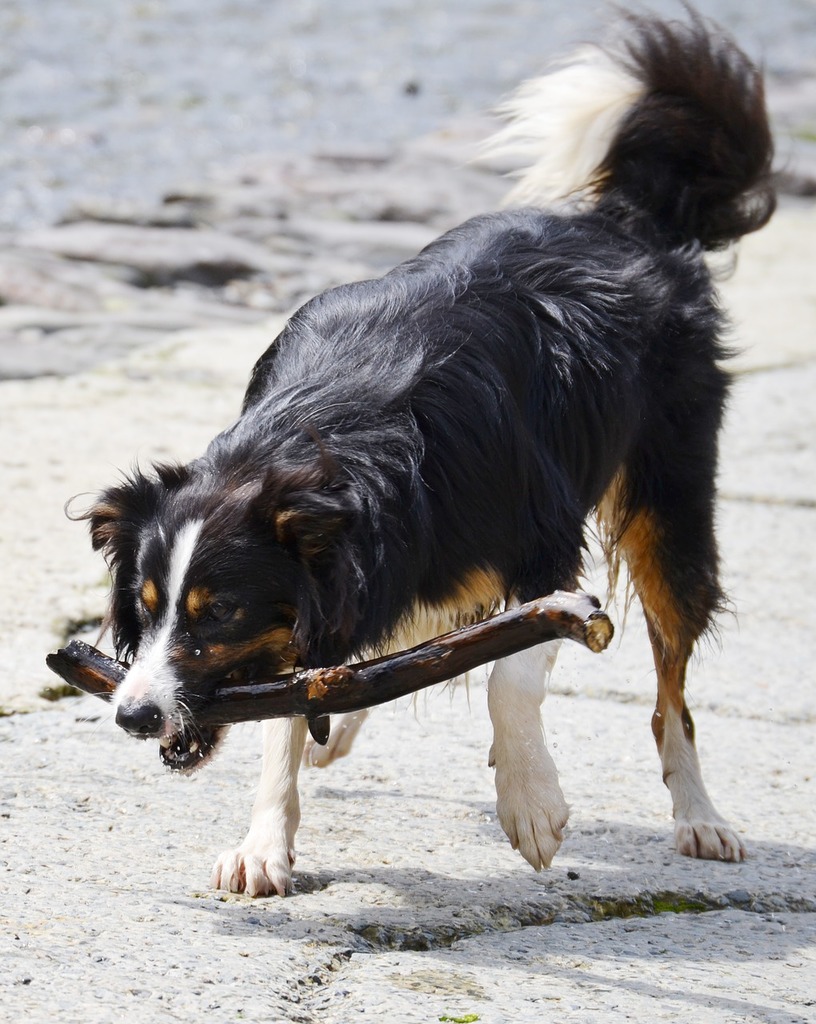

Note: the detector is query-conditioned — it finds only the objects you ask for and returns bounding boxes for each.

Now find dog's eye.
[207,600,237,623]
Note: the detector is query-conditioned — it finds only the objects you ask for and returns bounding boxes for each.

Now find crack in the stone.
[732,357,816,378]
[292,949,358,1024]
[720,492,816,509]
[547,683,816,725]
[344,889,816,952]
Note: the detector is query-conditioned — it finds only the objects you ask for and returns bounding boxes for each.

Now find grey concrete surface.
[1,0,814,231]
[1,79,815,1024]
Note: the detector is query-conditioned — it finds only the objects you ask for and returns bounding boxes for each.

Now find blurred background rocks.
[0,0,814,379]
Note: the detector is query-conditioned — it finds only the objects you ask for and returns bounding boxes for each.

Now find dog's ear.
[253,461,365,662]
[78,478,154,558]
[254,463,358,563]
[70,464,190,661]
[75,463,189,559]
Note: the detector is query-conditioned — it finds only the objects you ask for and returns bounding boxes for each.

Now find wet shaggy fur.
[80,10,775,892]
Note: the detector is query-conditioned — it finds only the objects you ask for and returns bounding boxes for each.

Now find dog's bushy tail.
[485,10,775,249]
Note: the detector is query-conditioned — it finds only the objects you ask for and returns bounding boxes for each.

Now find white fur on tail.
[484,46,643,207]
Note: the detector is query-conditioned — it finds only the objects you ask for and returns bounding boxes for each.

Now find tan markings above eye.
[185,586,213,622]
[205,626,298,669]
[140,579,160,615]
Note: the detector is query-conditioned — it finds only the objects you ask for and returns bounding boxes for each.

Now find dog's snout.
[115,699,165,737]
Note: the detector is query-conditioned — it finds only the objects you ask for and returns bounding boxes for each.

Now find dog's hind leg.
[488,638,567,869]
[211,717,309,896]
[604,465,746,862]
[303,708,370,767]
[647,625,744,862]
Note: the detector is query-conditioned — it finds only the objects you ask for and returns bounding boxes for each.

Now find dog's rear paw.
[495,773,569,871]
[674,819,746,862]
[303,709,368,767]
[211,843,294,897]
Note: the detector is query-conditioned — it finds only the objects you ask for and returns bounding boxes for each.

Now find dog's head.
[80,459,360,771]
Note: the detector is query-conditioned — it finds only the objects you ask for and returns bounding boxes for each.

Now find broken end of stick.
[45,640,124,699]
[583,610,614,653]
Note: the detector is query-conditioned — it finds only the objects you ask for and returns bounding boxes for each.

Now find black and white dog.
[81,11,774,895]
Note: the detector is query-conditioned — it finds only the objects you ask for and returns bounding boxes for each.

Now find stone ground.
[1,112,815,1023]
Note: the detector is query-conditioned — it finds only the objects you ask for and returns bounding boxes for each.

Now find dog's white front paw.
[674,818,746,862]
[494,765,569,871]
[211,833,295,897]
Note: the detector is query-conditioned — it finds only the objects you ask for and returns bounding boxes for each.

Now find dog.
[79,10,775,896]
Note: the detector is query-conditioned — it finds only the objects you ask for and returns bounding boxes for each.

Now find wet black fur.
[83,13,775,688]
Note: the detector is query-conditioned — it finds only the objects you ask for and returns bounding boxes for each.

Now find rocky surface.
[1,112,815,384]
[0,124,511,380]
[1,31,815,1024]
[2,0,814,230]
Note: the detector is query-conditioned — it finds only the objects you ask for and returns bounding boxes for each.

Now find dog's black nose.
[115,699,164,737]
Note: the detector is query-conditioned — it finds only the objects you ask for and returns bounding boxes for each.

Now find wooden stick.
[46,641,126,698]
[46,592,613,734]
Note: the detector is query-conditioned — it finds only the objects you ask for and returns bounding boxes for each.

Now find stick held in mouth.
[46,641,126,698]
[46,591,613,737]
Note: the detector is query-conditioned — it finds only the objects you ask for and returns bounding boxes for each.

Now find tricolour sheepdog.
[79,10,775,896]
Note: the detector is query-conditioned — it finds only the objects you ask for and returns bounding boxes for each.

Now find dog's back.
[237,11,775,657]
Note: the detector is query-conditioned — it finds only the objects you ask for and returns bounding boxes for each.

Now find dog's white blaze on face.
[113,519,203,724]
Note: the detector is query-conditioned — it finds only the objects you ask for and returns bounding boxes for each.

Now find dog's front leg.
[211,717,308,897]
[488,640,567,870]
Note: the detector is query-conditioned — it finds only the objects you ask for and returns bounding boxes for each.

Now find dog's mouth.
[156,667,254,771]
[158,724,226,773]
